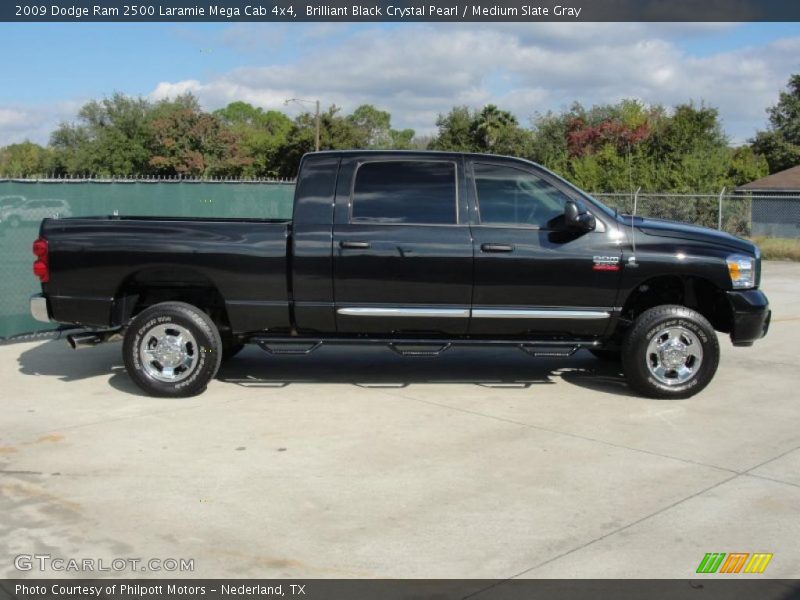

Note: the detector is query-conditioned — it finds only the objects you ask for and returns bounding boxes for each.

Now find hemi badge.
[593,256,620,271]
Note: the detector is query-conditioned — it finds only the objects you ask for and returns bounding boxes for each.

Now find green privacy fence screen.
[0,179,295,340]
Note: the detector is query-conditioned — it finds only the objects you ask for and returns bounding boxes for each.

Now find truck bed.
[41,216,293,332]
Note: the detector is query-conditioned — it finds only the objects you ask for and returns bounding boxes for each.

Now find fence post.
[717,187,726,230]
[633,187,641,216]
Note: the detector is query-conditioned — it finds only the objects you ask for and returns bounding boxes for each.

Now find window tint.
[352,161,457,224]
[473,163,570,228]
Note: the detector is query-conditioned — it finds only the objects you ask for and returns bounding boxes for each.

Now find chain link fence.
[592,191,800,239]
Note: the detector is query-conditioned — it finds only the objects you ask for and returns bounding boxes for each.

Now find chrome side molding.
[472,309,610,320]
[337,307,611,319]
[337,307,471,318]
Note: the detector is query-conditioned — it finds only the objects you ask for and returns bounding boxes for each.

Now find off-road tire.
[123,302,222,397]
[622,304,719,399]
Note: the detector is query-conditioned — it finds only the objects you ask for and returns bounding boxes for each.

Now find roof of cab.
[304,149,533,163]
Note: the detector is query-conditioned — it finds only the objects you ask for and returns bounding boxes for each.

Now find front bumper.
[727,289,770,347]
[30,293,51,322]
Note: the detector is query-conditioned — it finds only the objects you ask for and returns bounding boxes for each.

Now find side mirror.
[564,200,596,232]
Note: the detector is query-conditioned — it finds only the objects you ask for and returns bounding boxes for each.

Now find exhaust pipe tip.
[67,332,103,350]
[67,330,123,350]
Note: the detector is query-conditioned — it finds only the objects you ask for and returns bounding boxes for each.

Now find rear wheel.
[123,301,222,397]
[622,304,719,399]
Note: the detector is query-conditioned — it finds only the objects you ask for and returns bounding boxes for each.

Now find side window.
[351,161,457,225]
[473,163,570,228]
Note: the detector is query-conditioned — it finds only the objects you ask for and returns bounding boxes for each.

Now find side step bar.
[250,336,597,358]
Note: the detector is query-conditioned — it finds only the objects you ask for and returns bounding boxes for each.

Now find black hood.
[627,216,757,255]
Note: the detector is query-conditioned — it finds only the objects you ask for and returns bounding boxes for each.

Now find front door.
[333,158,473,335]
[468,159,622,337]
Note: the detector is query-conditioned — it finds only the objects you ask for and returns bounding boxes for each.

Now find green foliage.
[271,103,417,177]
[429,105,532,156]
[214,102,292,177]
[752,74,800,173]
[348,104,392,148]
[2,85,785,190]
[148,97,252,177]
[0,141,53,176]
[524,101,767,193]
[50,93,153,176]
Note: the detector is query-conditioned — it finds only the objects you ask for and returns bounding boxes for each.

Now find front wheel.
[123,302,222,397]
[622,305,719,399]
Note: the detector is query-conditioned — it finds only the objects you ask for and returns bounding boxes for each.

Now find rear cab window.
[351,160,458,225]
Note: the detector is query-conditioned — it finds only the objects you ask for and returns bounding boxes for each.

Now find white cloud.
[144,23,799,143]
[3,23,798,146]
[0,102,81,146]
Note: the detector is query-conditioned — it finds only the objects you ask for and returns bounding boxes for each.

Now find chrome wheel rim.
[645,325,703,386]
[139,323,198,383]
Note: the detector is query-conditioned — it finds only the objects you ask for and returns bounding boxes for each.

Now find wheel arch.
[618,274,733,334]
[112,266,232,333]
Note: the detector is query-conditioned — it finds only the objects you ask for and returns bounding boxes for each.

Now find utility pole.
[315,99,320,153]
[285,98,321,152]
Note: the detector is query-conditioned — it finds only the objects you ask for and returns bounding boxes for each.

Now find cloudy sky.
[1,21,798,146]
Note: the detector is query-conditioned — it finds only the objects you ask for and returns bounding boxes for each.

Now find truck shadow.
[15,340,636,398]
[218,346,636,396]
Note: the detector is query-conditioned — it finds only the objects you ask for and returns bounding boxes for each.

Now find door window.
[351,161,457,225]
[473,163,570,229]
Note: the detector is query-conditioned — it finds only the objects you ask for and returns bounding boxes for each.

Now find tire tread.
[622,304,720,399]
[123,301,222,397]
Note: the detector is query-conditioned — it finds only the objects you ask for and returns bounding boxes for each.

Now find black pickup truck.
[30,150,770,398]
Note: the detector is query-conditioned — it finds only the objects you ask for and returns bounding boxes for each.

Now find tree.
[50,93,153,176]
[429,105,531,155]
[0,141,52,176]
[214,102,292,177]
[348,104,391,148]
[273,104,416,177]
[472,105,532,155]
[148,96,251,177]
[390,128,416,149]
[347,104,416,150]
[752,74,800,173]
[429,106,478,151]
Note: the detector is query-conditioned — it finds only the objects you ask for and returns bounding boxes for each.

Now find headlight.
[727,254,755,289]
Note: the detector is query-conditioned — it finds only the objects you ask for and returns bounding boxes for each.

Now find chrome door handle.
[481,243,514,253]
[340,241,371,249]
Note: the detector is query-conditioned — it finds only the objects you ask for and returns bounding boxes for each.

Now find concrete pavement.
[1,262,799,579]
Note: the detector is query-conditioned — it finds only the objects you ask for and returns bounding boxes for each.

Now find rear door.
[468,159,622,337]
[332,157,473,334]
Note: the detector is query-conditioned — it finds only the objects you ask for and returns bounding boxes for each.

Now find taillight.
[32,237,49,283]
